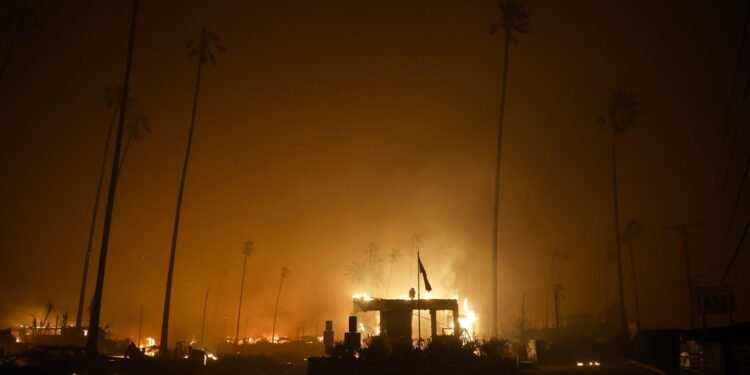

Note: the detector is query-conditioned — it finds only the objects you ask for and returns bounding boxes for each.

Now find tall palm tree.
[489,0,529,336]
[0,0,41,85]
[598,88,641,337]
[74,85,133,329]
[271,267,290,343]
[235,241,253,344]
[159,26,225,357]
[622,219,642,330]
[85,0,140,356]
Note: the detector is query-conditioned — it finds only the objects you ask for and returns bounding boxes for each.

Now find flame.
[457,298,477,338]
[353,294,374,301]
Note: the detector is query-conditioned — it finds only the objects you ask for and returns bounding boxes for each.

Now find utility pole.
[235,241,253,344]
[665,223,702,330]
[520,291,527,346]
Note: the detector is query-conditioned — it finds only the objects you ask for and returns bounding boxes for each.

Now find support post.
[430,309,437,339]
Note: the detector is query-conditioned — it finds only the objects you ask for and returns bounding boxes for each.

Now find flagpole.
[417,251,421,345]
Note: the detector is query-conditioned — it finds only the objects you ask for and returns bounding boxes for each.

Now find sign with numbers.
[694,286,735,314]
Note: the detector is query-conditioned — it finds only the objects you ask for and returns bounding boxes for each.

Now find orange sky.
[1,0,749,345]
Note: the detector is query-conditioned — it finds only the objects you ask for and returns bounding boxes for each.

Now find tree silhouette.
[553,283,564,339]
[0,0,41,85]
[86,0,139,356]
[622,219,642,330]
[74,84,134,329]
[234,241,253,345]
[159,26,225,357]
[489,0,529,336]
[598,88,641,337]
[544,249,560,329]
[345,243,384,294]
[271,267,290,343]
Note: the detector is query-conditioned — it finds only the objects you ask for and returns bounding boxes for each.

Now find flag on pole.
[418,254,432,292]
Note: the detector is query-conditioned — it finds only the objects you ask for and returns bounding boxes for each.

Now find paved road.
[523,359,665,375]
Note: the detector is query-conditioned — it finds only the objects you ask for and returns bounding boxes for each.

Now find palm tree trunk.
[0,25,20,85]
[200,288,209,348]
[75,100,119,329]
[627,241,641,330]
[235,255,248,344]
[545,253,557,329]
[611,129,628,337]
[271,277,285,343]
[159,57,203,358]
[491,24,512,338]
[86,0,139,356]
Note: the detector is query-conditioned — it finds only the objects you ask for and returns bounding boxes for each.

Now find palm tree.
[74,85,133,329]
[159,26,225,357]
[598,88,641,337]
[553,283,564,339]
[544,249,560,329]
[119,112,149,171]
[489,0,529,336]
[271,267,290,343]
[235,241,253,344]
[622,219,642,330]
[0,0,41,85]
[85,0,139,356]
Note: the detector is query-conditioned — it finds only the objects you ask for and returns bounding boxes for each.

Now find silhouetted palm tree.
[622,219,642,330]
[271,267,289,343]
[0,0,41,85]
[159,26,225,357]
[74,85,135,329]
[598,88,641,337]
[86,0,139,356]
[545,249,560,329]
[489,0,529,336]
[235,241,253,344]
[554,283,564,339]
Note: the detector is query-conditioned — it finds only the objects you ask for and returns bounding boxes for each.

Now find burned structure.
[352,297,462,340]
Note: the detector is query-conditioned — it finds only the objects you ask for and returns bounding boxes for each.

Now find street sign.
[694,286,736,314]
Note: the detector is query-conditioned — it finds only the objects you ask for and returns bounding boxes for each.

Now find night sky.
[1,0,749,344]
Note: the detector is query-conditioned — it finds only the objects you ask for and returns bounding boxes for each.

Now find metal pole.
[666,223,701,330]
[417,251,421,345]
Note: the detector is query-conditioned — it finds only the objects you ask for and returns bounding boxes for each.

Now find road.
[523,359,666,375]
